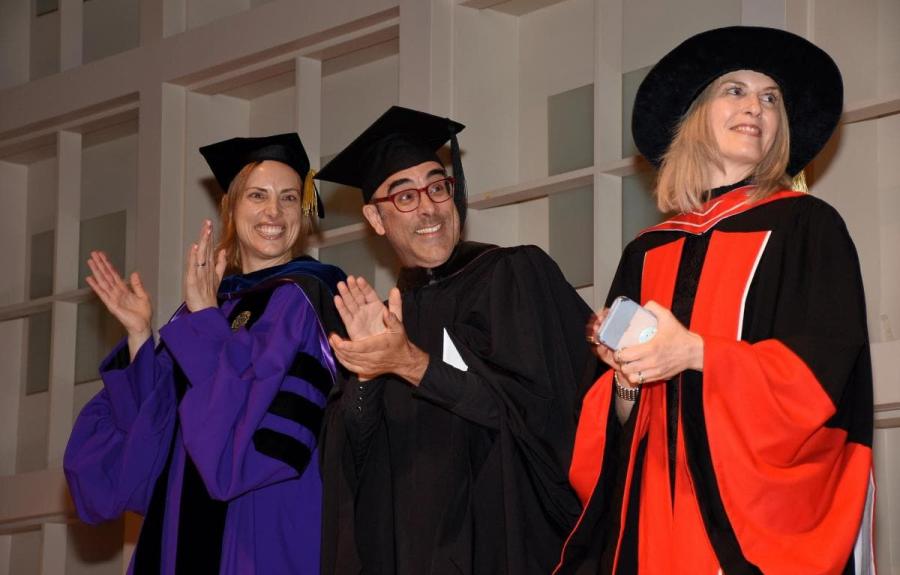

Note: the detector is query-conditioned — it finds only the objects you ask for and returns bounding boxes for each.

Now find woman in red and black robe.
[555,26,875,575]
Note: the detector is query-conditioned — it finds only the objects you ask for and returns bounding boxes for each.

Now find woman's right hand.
[86,251,152,351]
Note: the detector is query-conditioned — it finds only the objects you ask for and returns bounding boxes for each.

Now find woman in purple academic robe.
[64,134,346,575]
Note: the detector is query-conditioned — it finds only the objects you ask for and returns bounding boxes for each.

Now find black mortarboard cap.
[315,106,468,223]
[199,133,323,217]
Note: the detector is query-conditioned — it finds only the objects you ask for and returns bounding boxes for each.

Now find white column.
[0,161,27,480]
[593,0,624,305]
[139,82,187,325]
[58,0,83,71]
[874,426,900,573]
[54,132,82,295]
[296,56,322,259]
[39,523,66,575]
[0,534,10,575]
[46,131,80,469]
[398,0,454,114]
[296,56,322,170]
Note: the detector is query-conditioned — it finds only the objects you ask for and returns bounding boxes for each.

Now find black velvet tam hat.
[315,106,468,222]
[632,26,843,176]
[199,133,323,217]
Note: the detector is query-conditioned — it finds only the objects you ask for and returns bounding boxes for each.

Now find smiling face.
[362,160,461,269]
[233,160,305,273]
[707,69,783,186]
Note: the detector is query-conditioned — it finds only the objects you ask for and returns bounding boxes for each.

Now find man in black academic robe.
[316,106,598,574]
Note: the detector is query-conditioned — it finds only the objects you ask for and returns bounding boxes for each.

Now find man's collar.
[397,241,498,291]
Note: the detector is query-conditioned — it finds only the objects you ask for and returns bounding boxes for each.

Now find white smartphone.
[596,296,658,350]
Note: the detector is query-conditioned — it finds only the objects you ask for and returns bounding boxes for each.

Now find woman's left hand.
[615,301,704,386]
[184,220,227,312]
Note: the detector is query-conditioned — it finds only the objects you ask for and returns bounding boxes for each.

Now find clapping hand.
[333,276,393,340]
[184,220,227,312]
[85,251,152,358]
[329,286,428,385]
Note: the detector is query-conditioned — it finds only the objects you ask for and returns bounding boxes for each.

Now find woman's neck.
[708,164,753,189]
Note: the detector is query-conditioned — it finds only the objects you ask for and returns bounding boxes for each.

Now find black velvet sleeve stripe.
[108,344,132,370]
[288,352,334,398]
[252,428,313,474]
[268,390,325,434]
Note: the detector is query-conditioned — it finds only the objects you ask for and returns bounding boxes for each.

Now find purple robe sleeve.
[159,283,334,501]
[64,338,177,525]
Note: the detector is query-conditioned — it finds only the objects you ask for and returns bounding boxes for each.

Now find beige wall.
[0,0,897,573]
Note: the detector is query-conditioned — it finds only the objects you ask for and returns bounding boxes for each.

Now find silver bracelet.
[614,372,641,401]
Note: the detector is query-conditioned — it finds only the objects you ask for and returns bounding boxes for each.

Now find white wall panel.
[0,318,25,477]
[16,392,49,473]
[81,134,138,221]
[249,86,296,138]
[813,0,879,105]
[28,157,59,238]
[877,0,900,96]
[30,9,60,80]
[518,0,594,182]
[83,0,140,64]
[454,6,519,195]
[0,161,28,306]
[877,114,900,341]
[465,203,520,248]
[0,0,30,90]
[321,54,399,158]
[622,0,740,72]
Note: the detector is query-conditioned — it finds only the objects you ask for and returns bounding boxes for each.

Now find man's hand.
[329,288,427,385]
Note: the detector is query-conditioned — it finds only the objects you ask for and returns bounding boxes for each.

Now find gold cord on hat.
[303,168,318,217]
[791,170,809,193]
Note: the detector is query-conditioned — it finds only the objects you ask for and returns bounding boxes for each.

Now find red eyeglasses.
[371,177,455,212]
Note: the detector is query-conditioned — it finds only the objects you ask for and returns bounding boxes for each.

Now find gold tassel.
[791,170,809,193]
[302,168,318,217]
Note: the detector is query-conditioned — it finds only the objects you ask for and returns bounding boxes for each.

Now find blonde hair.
[215,161,312,275]
[655,75,792,214]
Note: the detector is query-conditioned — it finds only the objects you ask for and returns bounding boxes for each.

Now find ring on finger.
[637,371,644,386]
